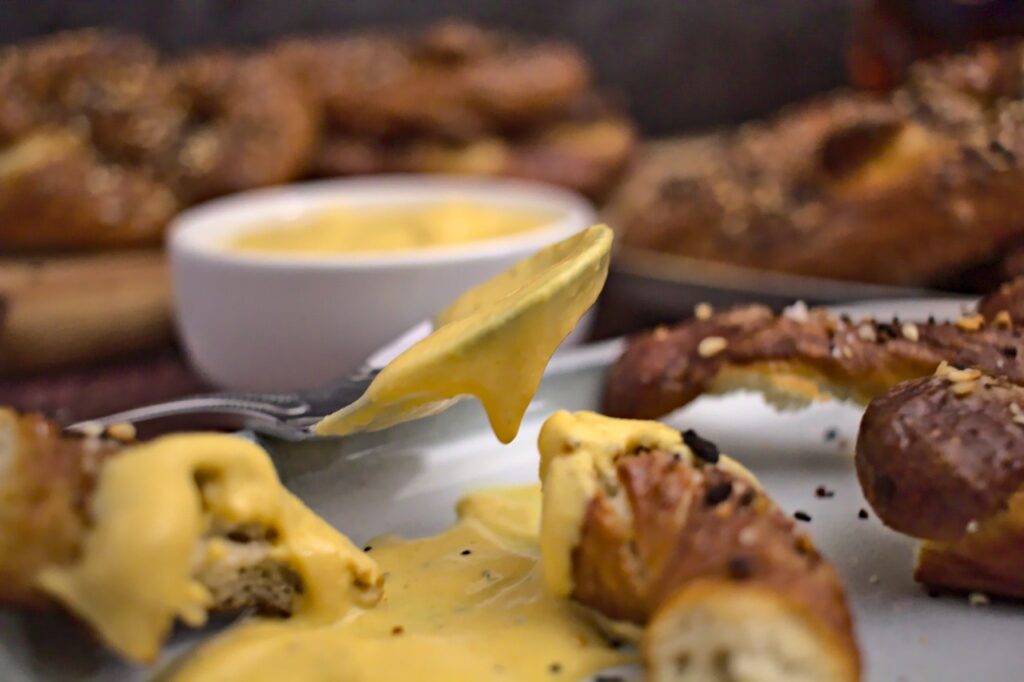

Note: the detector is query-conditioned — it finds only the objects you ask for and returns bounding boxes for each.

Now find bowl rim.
[168,175,597,271]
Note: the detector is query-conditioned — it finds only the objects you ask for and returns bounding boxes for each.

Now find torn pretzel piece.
[538,411,860,682]
[603,303,1024,420]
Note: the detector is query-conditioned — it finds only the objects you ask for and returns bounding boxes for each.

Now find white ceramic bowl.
[169,176,598,392]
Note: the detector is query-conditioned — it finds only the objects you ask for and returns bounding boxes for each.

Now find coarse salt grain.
[738,527,758,547]
[857,324,877,342]
[783,300,809,323]
[901,322,920,342]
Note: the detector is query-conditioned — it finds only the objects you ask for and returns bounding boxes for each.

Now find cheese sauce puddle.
[167,485,632,681]
[230,201,557,255]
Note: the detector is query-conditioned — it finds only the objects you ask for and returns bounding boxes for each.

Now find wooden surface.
[0,251,174,377]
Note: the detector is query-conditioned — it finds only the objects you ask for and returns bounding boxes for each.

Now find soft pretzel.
[856,366,1024,597]
[603,302,1024,420]
[273,21,589,143]
[613,41,1024,287]
[0,31,180,251]
[538,411,860,682]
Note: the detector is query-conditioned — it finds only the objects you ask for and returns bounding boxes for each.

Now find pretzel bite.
[0,408,380,661]
[538,411,860,682]
[856,366,1024,597]
[603,304,1024,420]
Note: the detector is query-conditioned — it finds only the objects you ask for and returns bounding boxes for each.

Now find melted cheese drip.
[315,225,612,443]
[231,201,557,255]
[35,434,382,662]
[167,485,632,681]
[537,411,756,597]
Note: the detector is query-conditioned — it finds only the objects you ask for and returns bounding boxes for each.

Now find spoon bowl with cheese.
[169,176,597,392]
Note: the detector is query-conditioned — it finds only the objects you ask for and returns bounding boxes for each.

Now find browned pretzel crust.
[570,446,859,681]
[856,369,1024,597]
[603,304,1024,420]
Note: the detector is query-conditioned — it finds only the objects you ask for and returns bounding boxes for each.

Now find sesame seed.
[824,427,838,442]
[698,335,728,358]
[391,625,405,635]
[694,302,714,320]
[549,662,563,674]
[936,362,982,383]
[364,546,373,552]
[794,510,812,522]
[966,520,979,533]
[858,509,869,520]
[950,380,977,396]
[869,574,880,584]
[460,549,472,556]
[969,592,990,606]
[901,322,920,342]
[815,485,835,499]
[857,324,877,342]
[956,313,985,332]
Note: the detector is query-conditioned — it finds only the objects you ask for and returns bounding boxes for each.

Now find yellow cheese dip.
[231,201,558,255]
[315,225,613,443]
[167,485,632,682]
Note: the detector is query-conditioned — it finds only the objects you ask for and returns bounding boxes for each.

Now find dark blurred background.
[0,0,852,134]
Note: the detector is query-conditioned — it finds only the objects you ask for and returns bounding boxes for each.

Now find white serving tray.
[3,298,1018,682]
